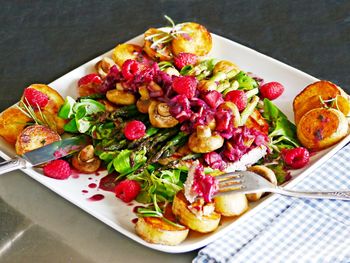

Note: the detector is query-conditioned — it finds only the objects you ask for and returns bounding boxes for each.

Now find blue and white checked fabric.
[194,143,350,263]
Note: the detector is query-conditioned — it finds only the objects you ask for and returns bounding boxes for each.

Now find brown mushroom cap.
[188,125,224,153]
[148,101,179,128]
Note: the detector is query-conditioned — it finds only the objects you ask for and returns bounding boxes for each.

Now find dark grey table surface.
[0,1,349,262]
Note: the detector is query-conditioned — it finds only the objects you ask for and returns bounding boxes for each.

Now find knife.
[0,135,89,175]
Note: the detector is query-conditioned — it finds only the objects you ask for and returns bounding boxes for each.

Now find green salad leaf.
[263,98,299,151]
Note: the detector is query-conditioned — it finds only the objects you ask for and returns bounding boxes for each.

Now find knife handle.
[0,157,28,175]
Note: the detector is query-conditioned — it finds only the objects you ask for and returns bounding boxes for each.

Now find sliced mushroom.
[246,165,277,201]
[106,89,136,105]
[188,125,224,153]
[213,60,240,75]
[72,145,101,174]
[148,101,179,128]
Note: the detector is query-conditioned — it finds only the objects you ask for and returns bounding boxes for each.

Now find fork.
[215,171,350,200]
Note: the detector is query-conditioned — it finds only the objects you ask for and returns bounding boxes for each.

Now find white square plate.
[1,33,349,253]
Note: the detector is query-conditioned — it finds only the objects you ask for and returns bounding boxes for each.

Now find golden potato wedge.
[23,84,66,134]
[135,217,189,245]
[171,22,212,56]
[112,43,143,67]
[245,109,269,135]
[143,28,173,61]
[295,95,350,124]
[172,191,221,233]
[214,193,248,217]
[0,107,32,144]
[293,80,344,113]
[297,108,348,151]
[24,84,65,114]
[246,165,277,201]
[15,124,61,155]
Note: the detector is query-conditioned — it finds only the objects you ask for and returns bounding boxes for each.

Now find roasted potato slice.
[172,191,221,233]
[297,108,348,151]
[135,217,189,245]
[23,84,66,134]
[15,124,61,155]
[24,84,65,115]
[171,22,212,56]
[143,28,173,61]
[135,204,189,245]
[294,95,350,124]
[112,43,143,67]
[214,193,248,217]
[0,107,32,144]
[293,80,344,113]
[246,165,277,201]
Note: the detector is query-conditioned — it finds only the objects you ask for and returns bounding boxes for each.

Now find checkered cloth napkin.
[193,143,350,263]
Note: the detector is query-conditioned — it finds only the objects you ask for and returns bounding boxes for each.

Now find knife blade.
[0,135,89,175]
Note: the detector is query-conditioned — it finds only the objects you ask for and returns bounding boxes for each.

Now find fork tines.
[216,172,244,193]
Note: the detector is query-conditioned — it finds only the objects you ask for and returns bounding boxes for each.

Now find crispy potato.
[293,80,344,114]
[295,95,350,124]
[143,28,173,61]
[15,124,61,155]
[172,191,221,233]
[23,84,66,134]
[297,108,348,151]
[112,43,143,67]
[135,204,189,245]
[214,193,248,217]
[171,22,212,56]
[135,217,189,245]
[0,107,32,144]
[106,89,136,105]
[245,109,269,135]
[25,84,65,114]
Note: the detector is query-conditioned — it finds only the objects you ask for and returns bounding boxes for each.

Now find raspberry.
[174,52,198,70]
[124,120,146,140]
[282,147,310,169]
[115,179,141,203]
[203,90,224,109]
[172,76,198,99]
[77,73,103,97]
[260,81,284,100]
[43,160,71,180]
[224,90,247,111]
[23,87,49,108]
[78,73,102,87]
[122,59,141,80]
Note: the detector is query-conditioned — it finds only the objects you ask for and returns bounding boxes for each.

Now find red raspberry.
[122,59,141,80]
[124,120,146,140]
[77,73,103,96]
[43,159,72,180]
[260,81,284,100]
[172,76,198,99]
[174,52,198,70]
[78,73,102,87]
[282,147,310,169]
[203,90,224,109]
[224,90,247,111]
[115,179,141,203]
[23,87,49,108]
